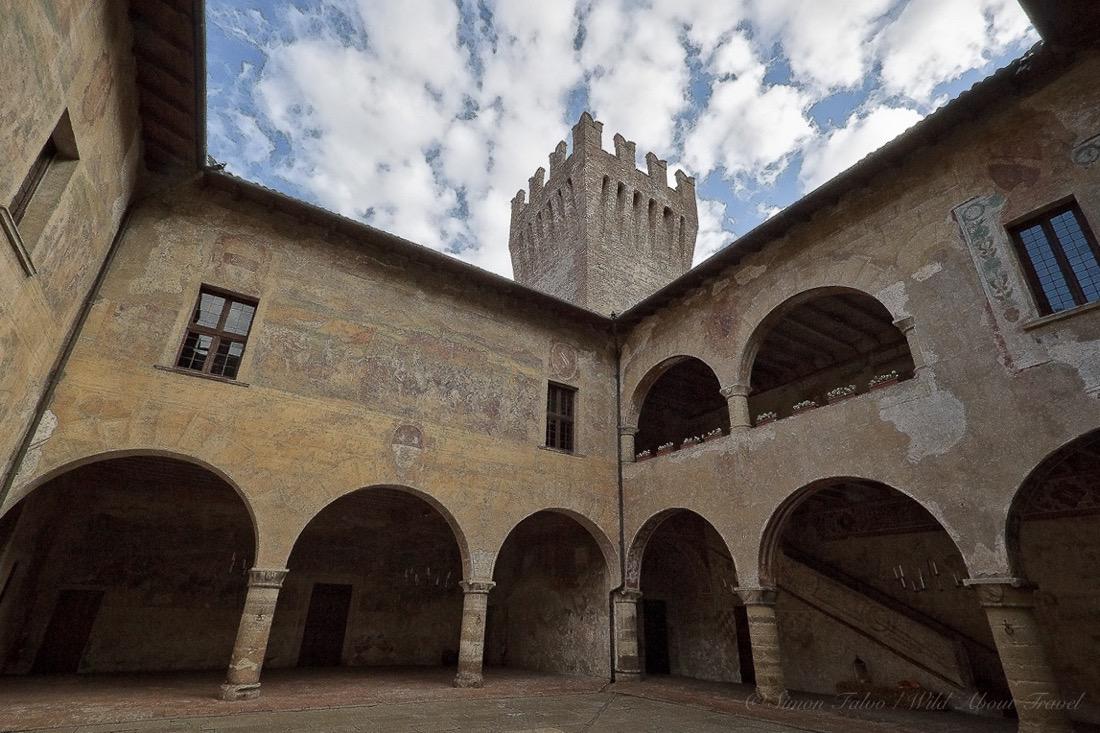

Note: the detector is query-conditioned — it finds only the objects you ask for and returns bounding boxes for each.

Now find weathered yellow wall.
[0,1,142,480]
[620,50,1100,585]
[6,182,622,588]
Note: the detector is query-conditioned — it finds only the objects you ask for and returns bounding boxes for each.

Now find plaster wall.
[620,51,1100,584]
[4,183,623,593]
[0,1,142,481]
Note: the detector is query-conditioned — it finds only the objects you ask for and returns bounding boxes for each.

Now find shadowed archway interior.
[1010,430,1100,714]
[486,511,610,678]
[768,479,1010,708]
[266,488,463,669]
[0,457,255,675]
[636,358,729,454]
[637,511,751,683]
[748,291,914,420]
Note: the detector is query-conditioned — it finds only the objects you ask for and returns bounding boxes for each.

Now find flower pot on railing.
[792,400,818,415]
[700,428,724,442]
[656,442,675,456]
[755,412,778,427]
[826,384,857,404]
[635,450,652,461]
[869,371,900,391]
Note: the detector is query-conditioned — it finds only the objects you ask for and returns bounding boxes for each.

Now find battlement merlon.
[645,152,668,188]
[510,189,527,220]
[549,140,568,175]
[613,133,637,164]
[528,166,546,201]
[572,111,604,156]
[674,169,695,200]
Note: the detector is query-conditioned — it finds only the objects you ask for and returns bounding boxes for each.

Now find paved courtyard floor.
[0,667,1042,733]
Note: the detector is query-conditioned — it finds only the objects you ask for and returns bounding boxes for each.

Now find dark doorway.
[298,583,352,667]
[733,605,755,684]
[643,599,670,675]
[32,589,104,674]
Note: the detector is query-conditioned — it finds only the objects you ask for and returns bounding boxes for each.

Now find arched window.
[636,357,729,456]
[748,290,914,423]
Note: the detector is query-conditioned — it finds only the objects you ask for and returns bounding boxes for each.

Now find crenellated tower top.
[508,112,697,315]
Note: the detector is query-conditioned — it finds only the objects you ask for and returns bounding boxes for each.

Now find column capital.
[734,586,779,606]
[963,577,1037,607]
[720,383,750,399]
[460,579,495,594]
[892,315,915,333]
[247,568,289,589]
[618,423,638,436]
[614,588,643,602]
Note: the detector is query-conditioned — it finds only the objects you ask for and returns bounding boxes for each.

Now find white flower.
[827,384,857,399]
[792,400,818,411]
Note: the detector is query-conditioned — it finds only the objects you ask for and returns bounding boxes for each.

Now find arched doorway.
[635,357,729,456]
[0,455,255,674]
[633,510,752,683]
[762,478,1010,713]
[747,289,914,423]
[266,487,464,671]
[1009,430,1100,723]
[485,511,610,678]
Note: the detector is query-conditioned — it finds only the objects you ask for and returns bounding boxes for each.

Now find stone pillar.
[619,424,638,462]
[454,579,495,688]
[734,586,787,704]
[220,567,288,701]
[892,316,925,371]
[720,383,751,431]
[613,588,643,680]
[966,578,1076,733]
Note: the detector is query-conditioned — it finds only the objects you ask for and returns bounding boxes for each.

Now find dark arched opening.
[267,488,463,670]
[1008,430,1100,722]
[748,290,914,423]
[764,479,1010,714]
[636,511,753,683]
[486,511,610,678]
[636,357,729,455]
[0,456,255,674]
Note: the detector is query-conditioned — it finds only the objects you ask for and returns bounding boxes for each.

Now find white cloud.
[694,198,735,263]
[877,0,1036,103]
[799,105,923,191]
[684,44,815,184]
[207,0,1035,281]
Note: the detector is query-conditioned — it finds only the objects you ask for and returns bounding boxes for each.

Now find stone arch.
[757,475,1011,704]
[628,355,730,455]
[489,507,616,582]
[286,484,473,581]
[624,507,738,590]
[735,287,915,424]
[4,448,259,553]
[758,475,971,585]
[0,452,258,675]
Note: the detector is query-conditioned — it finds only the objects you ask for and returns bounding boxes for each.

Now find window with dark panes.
[176,287,257,380]
[1009,202,1100,315]
[546,383,576,452]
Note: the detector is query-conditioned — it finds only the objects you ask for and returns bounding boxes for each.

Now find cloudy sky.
[206,0,1036,278]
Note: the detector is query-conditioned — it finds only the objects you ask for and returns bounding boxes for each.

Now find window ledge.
[1022,300,1100,331]
[154,364,250,387]
[539,445,585,458]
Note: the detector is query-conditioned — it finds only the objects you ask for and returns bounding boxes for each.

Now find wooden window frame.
[1008,200,1100,315]
[175,285,258,380]
[545,381,577,453]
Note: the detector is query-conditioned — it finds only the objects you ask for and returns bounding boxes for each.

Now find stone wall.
[0,1,142,482]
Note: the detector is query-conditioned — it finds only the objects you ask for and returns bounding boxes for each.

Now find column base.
[453,671,483,688]
[755,685,788,706]
[614,671,642,682]
[219,682,260,701]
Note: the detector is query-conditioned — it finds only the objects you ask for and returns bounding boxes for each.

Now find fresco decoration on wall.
[953,193,1047,371]
[548,342,578,382]
[1071,132,1100,167]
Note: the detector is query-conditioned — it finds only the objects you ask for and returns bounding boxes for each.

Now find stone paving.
[0,668,1039,733]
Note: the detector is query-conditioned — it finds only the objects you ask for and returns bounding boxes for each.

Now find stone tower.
[508,112,698,315]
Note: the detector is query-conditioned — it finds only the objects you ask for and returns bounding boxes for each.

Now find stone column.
[720,383,752,431]
[892,316,925,371]
[619,424,638,462]
[454,579,495,688]
[220,567,288,701]
[613,588,643,680]
[734,586,787,704]
[966,578,1075,733]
